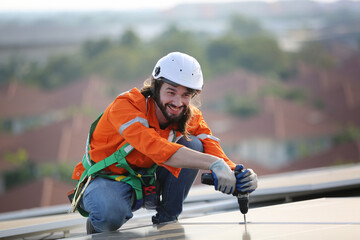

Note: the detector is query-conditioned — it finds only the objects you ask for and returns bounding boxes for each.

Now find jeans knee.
[177,135,203,152]
[84,179,134,232]
[100,204,132,231]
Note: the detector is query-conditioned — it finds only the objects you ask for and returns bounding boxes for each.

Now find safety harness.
[69,113,176,217]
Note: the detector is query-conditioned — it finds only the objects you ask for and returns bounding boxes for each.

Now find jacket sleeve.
[189,108,236,170]
[106,90,183,166]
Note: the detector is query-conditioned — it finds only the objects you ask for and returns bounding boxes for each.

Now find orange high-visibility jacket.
[72,88,235,180]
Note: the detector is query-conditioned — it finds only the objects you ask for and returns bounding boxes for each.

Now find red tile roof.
[289,55,360,125]
[276,140,360,173]
[0,76,112,119]
[0,82,52,118]
[201,69,266,103]
[0,114,92,165]
[201,96,339,143]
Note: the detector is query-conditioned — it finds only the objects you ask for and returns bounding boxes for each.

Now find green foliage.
[152,25,202,55]
[3,162,36,190]
[0,57,19,85]
[229,14,265,37]
[38,162,74,184]
[0,57,34,86]
[238,35,286,74]
[0,119,12,133]
[225,93,259,117]
[120,28,140,47]
[2,162,76,190]
[85,44,153,82]
[311,99,325,110]
[82,39,112,58]
[3,148,29,166]
[27,55,84,89]
[333,125,360,145]
[0,14,337,90]
[206,36,240,74]
[206,14,287,77]
[150,25,208,73]
[296,42,335,69]
[260,80,308,103]
[206,33,286,77]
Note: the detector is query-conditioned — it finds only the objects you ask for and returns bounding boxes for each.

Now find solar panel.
[1,164,359,239]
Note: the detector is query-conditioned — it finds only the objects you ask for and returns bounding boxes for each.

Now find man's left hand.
[235,164,258,193]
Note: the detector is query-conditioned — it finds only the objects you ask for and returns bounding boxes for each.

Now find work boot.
[152,213,178,225]
[86,218,99,234]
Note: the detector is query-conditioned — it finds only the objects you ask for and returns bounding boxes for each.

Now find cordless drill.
[201,167,249,222]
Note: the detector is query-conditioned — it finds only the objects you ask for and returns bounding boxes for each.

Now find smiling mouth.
[167,104,183,114]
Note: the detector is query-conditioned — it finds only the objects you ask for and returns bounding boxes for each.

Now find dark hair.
[140,76,201,139]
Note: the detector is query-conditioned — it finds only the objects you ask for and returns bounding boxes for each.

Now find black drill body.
[201,169,249,214]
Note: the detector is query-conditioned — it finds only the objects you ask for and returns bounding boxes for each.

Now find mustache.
[166,103,185,110]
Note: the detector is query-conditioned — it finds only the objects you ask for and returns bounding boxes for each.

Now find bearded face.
[155,82,193,125]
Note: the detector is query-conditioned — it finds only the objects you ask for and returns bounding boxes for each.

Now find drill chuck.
[201,173,249,214]
[237,193,249,214]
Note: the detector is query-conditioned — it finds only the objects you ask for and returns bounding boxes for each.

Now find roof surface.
[0,164,359,239]
[73,197,359,240]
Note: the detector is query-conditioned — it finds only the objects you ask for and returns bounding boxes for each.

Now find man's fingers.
[238,173,257,183]
[237,169,256,182]
[238,185,256,193]
[236,168,258,193]
[236,169,249,179]
[237,180,258,189]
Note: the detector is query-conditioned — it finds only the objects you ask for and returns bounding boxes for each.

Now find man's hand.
[209,159,236,194]
[235,164,258,193]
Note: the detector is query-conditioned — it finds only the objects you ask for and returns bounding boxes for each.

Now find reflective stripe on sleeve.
[119,90,130,96]
[119,117,149,136]
[197,133,220,142]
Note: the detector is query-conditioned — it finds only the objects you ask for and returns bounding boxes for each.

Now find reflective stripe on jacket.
[72,88,235,180]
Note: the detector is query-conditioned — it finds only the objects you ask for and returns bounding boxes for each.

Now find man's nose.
[172,95,182,106]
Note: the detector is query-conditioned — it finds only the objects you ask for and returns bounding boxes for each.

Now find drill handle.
[201,173,214,185]
[201,172,247,195]
[201,173,237,196]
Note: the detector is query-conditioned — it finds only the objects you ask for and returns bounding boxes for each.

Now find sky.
[0,0,340,12]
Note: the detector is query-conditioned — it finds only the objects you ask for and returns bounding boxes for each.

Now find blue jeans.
[81,135,203,232]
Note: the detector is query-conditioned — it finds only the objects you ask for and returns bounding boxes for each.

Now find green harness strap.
[73,113,160,217]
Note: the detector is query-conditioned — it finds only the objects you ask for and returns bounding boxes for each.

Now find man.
[71,52,258,234]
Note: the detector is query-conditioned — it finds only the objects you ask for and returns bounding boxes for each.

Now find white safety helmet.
[152,52,203,91]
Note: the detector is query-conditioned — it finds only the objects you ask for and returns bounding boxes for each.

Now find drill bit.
[243,214,251,240]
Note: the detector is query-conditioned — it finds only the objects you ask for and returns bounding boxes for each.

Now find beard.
[157,100,188,124]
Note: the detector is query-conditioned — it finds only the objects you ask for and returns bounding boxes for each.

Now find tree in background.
[82,39,112,59]
[0,13,350,90]
[225,93,259,118]
[296,42,335,70]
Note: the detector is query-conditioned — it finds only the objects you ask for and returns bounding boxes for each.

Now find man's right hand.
[235,164,258,193]
[209,159,236,194]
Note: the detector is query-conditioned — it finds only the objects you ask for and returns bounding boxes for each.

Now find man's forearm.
[165,146,219,170]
